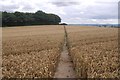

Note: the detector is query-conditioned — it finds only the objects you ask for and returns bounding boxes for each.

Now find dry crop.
[66,26,119,78]
[2,25,64,78]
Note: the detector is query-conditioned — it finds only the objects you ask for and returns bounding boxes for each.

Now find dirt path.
[54,26,76,78]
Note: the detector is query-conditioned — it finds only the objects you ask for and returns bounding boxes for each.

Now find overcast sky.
[0,0,119,24]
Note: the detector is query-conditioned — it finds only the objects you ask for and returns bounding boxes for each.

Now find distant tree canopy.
[2,10,61,27]
[60,23,67,25]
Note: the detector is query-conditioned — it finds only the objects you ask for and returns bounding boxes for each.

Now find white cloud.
[0,0,119,24]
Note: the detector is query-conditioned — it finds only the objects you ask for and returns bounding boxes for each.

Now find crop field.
[0,27,2,77]
[2,25,119,78]
[66,26,119,78]
[2,25,64,78]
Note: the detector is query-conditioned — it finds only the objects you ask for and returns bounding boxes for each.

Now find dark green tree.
[2,10,61,27]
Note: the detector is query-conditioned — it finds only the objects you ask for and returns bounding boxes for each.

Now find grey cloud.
[1,4,20,12]
[1,1,35,12]
[59,1,118,24]
[50,2,79,7]
[87,5,117,19]
[95,1,117,4]
[21,4,34,11]
[91,14,117,19]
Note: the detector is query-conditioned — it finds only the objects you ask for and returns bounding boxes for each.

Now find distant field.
[2,25,64,78]
[2,25,119,78]
[66,26,119,78]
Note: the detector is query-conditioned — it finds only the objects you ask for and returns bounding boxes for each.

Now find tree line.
[2,10,61,27]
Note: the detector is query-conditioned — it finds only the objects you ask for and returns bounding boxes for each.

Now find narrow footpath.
[54,26,76,78]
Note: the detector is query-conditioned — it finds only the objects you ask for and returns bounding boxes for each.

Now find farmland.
[2,25,119,78]
[0,27,2,77]
[66,26,119,78]
[2,25,64,78]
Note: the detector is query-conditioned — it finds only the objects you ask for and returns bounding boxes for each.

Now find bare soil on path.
[54,26,76,78]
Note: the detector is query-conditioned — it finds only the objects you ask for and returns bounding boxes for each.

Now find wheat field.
[66,26,119,78]
[2,25,64,78]
[2,25,119,78]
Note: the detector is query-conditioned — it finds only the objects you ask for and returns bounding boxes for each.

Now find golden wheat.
[2,25,64,78]
[67,26,119,78]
